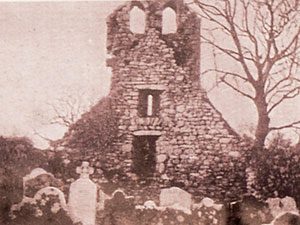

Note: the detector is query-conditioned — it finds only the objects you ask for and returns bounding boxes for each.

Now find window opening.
[147,95,153,116]
[130,6,146,34]
[162,7,177,34]
[138,90,161,117]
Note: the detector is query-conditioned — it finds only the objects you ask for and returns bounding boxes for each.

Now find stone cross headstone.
[68,162,97,225]
[160,187,192,214]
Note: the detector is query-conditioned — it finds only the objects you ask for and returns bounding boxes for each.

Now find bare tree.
[48,91,96,128]
[30,89,97,148]
[190,0,300,148]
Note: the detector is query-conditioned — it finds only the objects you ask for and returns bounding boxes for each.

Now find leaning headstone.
[68,162,97,225]
[160,187,192,214]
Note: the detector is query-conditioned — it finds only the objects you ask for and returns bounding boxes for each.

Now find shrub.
[0,136,47,225]
[250,134,300,204]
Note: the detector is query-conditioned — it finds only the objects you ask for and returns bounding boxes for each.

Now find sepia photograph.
[0,0,300,224]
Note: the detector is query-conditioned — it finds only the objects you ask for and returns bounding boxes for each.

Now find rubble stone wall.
[96,0,249,201]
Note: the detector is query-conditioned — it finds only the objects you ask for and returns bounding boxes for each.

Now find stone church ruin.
[4,1,300,224]
[100,0,248,200]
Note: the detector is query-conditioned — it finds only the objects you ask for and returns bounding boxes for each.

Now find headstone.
[267,196,299,218]
[238,195,272,225]
[101,190,136,225]
[281,196,298,213]
[274,212,300,225]
[160,187,192,214]
[106,189,134,210]
[263,212,300,225]
[23,168,61,197]
[68,162,97,225]
[266,198,282,217]
[10,186,69,221]
[34,186,68,211]
[192,198,226,225]
[23,168,51,182]
[201,197,223,211]
[144,200,158,210]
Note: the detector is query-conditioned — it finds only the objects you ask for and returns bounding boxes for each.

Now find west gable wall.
[102,0,248,201]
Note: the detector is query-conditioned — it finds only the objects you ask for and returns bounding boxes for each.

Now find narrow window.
[129,6,146,34]
[138,90,161,117]
[133,136,158,179]
[162,7,177,34]
[147,94,153,116]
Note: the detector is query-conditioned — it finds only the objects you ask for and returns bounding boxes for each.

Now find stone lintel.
[136,84,166,91]
[133,130,162,136]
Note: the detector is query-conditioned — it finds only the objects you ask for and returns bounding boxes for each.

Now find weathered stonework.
[99,0,247,201]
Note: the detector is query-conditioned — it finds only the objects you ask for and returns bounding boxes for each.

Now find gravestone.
[68,162,97,225]
[266,198,282,217]
[160,187,192,214]
[281,196,298,213]
[10,186,71,224]
[267,196,299,218]
[101,190,135,225]
[273,212,300,225]
[23,168,62,197]
[238,195,272,225]
[34,186,68,212]
[193,198,226,225]
[263,212,300,225]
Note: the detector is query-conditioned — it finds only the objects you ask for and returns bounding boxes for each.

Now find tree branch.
[270,120,300,131]
[221,76,255,100]
[267,87,300,113]
[33,129,55,142]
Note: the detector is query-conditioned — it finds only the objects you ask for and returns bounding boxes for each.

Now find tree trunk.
[254,90,270,149]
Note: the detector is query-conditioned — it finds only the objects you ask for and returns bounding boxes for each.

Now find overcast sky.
[0,1,299,149]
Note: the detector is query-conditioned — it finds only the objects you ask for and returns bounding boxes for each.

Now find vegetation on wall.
[57,96,119,153]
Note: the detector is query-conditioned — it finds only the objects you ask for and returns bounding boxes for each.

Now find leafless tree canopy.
[32,91,96,144]
[49,96,82,127]
[48,91,96,128]
[191,0,300,147]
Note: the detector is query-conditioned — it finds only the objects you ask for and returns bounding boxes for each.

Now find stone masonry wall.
[101,0,248,201]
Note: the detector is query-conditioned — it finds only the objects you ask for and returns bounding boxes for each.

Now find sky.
[0,1,299,149]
